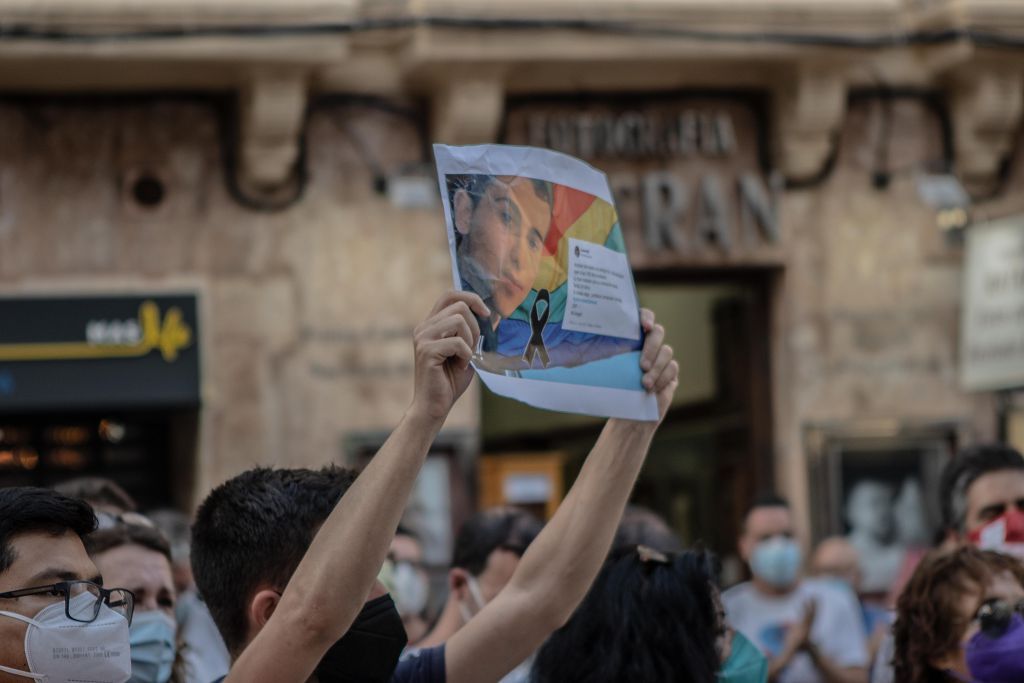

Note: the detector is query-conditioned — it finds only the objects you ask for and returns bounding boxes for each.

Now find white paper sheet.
[434,143,658,421]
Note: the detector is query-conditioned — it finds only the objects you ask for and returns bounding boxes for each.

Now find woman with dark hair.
[532,546,767,683]
[85,522,186,683]
[892,546,1024,683]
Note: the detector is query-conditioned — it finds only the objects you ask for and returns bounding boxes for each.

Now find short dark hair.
[451,507,543,576]
[0,487,97,575]
[448,174,555,251]
[742,492,790,532]
[893,546,1024,683]
[83,522,173,564]
[939,444,1024,533]
[54,476,137,513]
[532,546,721,683]
[190,466,359,654]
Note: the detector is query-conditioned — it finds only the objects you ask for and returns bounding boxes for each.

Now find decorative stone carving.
[237,70,309,200]
[773,66,848,183]
[430,76,504,146]
[948,69,1024,195]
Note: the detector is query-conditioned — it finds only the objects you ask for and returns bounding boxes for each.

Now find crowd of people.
[1,289,1023,683]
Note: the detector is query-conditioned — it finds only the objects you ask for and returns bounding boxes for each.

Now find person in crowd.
[148,508,231,683]
[723,494,869,683]
[892,546,1024,683]
[388,526,432,645]
[0,487,134,682]
[811,537,891,664]
[191,289,679,683]
[940,444,1024,558]
[85,522,181,683]
[532,545,768,683]
[406,507,544,681]
[871,443,1024,683]
[54,475,139,517]
[612,503,684,553]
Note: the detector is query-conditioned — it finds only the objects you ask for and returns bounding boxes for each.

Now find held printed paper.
[433,143,657,420]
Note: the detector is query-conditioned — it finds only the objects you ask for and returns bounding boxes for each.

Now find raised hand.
[638,308,679,422]
[410,291,490,422]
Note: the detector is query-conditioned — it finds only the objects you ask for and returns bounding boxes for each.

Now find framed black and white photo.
[806,422,958,595]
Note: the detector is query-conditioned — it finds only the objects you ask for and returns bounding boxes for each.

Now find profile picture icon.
[574,245,581,258]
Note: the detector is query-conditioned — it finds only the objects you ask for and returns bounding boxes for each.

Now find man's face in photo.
[0,531,100,680]
[455,176,553,319]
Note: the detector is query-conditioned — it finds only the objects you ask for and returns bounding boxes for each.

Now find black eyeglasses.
[974,598,1024,639]
[0,580,135,625]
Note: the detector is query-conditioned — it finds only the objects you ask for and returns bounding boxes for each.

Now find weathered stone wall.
[0,98,478,506]
[0,92,1018,517]
[774,95,1019,530]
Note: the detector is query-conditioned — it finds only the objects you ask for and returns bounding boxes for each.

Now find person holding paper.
[451,174,640,371]
[191,289,679,683]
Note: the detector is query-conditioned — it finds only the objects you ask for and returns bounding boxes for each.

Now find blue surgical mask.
[719,631,768,683]
[750,537,802,589]
[128,611,176,683]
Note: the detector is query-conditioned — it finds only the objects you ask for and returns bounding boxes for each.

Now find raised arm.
[227,291,488,683]
[445,309,678,683]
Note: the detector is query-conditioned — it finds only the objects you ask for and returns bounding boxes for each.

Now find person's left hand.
[639,308,679,423]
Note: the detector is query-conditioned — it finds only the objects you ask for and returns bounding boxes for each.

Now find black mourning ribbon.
[522,289,551,368]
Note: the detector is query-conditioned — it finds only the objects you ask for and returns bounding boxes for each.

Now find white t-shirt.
[723,578,869,683]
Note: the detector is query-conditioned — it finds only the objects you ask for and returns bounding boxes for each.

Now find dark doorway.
[0,410,196,510]
[481,270,775,582]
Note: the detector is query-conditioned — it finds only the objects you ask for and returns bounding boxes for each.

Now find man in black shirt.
[193,290,679,683]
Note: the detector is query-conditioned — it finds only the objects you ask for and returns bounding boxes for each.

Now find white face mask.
[457,575,487,624]
[0,591,132,682]
[391,562,429,617]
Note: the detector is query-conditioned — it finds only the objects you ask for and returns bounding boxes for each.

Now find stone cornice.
[2,0,1021,198]
[0,1,358,27]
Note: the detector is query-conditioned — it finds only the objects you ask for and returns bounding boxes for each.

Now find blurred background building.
[1,0,1024,577]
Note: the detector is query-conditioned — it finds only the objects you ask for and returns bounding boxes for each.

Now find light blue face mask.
[750,537,802,589]
[128,610,176,683]
[719,631,768,683]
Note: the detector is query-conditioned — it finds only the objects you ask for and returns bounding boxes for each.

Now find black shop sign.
[0,295,200,411]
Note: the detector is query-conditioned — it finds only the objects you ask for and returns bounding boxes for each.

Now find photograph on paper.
[434,143,658,420]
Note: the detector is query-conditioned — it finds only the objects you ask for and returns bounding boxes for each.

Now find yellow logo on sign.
[0,301,192,363]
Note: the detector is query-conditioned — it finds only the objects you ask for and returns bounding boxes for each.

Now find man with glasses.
[0,486,135,682]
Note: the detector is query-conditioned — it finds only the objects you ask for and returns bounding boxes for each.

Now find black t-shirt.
[210,645,446,683]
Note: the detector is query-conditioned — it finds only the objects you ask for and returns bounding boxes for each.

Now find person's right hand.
[410,291,489,422]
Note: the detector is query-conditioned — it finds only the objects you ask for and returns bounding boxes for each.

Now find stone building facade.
[1,0,1023,567]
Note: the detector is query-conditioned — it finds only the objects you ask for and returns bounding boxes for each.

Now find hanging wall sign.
[0,294,200,411]
[962,216,1024,391]
[503,94,784,268]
